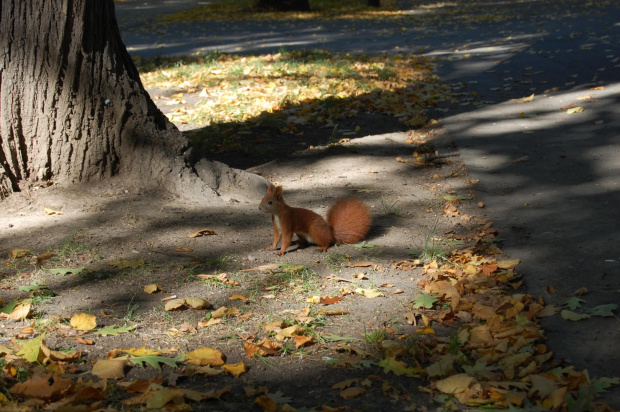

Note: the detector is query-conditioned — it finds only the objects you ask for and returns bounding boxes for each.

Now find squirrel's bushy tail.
[326,198,372,244]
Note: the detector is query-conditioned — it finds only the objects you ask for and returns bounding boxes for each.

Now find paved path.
[116,0,620,407]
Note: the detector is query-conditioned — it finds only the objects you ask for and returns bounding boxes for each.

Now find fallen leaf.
[7,303,32,321]
[188,228,217,238]
[70,313,97,331]
[143,284,162,294]
[185,347,226,366]
[436,374,474,394]
[561,310,590,321]
[11,249,30,259]
[355,288,384,298]
[175,247,194,253]
[340,387,366,399]
[255,394,279,412]
[229,293,248,301]
[222,361,247,377]
[44,207,63,215]
[10,372,73,400]
[164,298,186,311]
[91,359,128,379]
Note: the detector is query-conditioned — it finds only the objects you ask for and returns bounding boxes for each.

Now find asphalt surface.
[116,0,620,407]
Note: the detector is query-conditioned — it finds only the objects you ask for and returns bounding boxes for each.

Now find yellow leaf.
[147,388,185,409]
[264,321,284,333]
[379,357,420,377]
[164,298,186,311]
[70,313,97,331]
[275,325,305,341]
[294,336,313,348]
[122,346,161,357]
[91,359,128,380]
[11,249,30,259]
[521,93,535,102]
[255,394,278,412]
[566,106,584,114]
[44,207,63,215]
[229,293,248,301]
[416,326,435,335]
[354,288,384,298]
[222,361,247,378]
[17,333,46,363]
[184,297,210,309]
[436,374,474,394]
[185,347,226,366]
[143,284,162,294]
[210,307,228,319]
[306,295,321,304]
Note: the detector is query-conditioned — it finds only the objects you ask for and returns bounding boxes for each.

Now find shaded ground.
[0,0,619,410]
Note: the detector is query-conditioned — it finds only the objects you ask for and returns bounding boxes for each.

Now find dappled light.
[1,0,619,410]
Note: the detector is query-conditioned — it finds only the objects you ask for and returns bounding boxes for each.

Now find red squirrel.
[259,183,372,255]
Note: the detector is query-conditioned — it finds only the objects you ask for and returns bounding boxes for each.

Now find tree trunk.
[0,0,264,202]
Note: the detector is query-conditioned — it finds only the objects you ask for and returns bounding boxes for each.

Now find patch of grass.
[49,230,98,263]
[187,254,236,276]
[380,194,402,216]
[410,218,448,262]
[262,265,320,297]
[325,253,349,270]
[123,297,141,322]
[158,0,400,22]
[363,328,390,344]
[135,50,447,154]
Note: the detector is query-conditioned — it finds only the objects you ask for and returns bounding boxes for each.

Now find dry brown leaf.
[143,284,162,294]
[184,297,210,309]
[188,228,217,238]
[9,372,73,400]
[11,249,30,259]
[175,247,194,253]
[91,359,128,380]
[293,336,313,348]
[240,264,279,272]
[255,394,278,412]
[340,386,366,400]
[436,374,474,394]
[164,298,186,311]
[8,303,32,321]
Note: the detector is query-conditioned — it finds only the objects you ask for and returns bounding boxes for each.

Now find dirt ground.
[2,0,619,409]
[0,108,494,410]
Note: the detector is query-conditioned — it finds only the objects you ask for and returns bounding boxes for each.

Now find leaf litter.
[2,2,620,410]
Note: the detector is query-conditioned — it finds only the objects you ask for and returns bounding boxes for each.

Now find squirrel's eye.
[268,201,272,205]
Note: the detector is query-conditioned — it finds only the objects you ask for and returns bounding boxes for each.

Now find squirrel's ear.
[275,185,283,197]
[267,183,276,193]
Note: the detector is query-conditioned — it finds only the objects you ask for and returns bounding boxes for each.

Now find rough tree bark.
[0,0,264,202]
